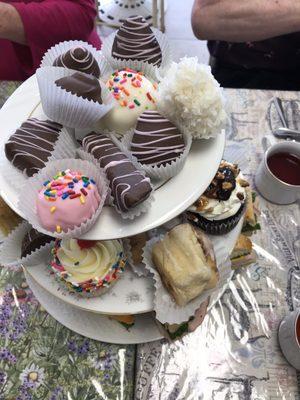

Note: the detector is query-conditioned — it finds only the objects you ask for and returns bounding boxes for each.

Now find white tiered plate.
[0,75,225,240]
[24,219,243,315]
[25,272,163,344]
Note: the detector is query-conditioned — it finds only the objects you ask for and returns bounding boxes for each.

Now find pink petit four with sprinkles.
[36,169,100,233]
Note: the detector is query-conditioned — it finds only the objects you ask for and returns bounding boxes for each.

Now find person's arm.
[192,0,300,42]
[0,2,26,44]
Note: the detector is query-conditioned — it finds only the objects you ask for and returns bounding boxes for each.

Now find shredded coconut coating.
[157,57,227,139]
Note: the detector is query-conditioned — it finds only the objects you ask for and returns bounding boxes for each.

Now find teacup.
[255,135,300,204]
[278,310,300,370]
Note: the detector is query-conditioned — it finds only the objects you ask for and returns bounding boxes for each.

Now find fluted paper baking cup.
[123,237,149,277]
[17,159,109,239]
[77,148,154,220]
[36,66,115,129]
[0,221,54,270]
[101,27,172,79]
[97,58,159,88]
[0,127,77,191]
[120,130,192,180]
[50,255,126,298]
[143,232,231,325]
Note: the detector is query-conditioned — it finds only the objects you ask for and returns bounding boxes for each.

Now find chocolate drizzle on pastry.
[21,228,53,258]
[82,132,152,212]
[112,15,162,66]
[205,161,240,201]
[53,46,100,77]
[5,118,62,177]
[130,110,185,166]
[55,72,102,103]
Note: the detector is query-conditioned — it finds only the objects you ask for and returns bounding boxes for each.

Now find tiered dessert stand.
[0,75,242,344]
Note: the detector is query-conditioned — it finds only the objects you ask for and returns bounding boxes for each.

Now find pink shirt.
[0,0,101,81]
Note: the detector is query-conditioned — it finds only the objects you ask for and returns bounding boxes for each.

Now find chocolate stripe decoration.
[82,133,152,212]
[130,110,185,166]
[53,46,100,78]
[5,118,62,177]
[112,16,162,67]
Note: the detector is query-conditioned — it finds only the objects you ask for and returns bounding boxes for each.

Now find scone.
[152,223,218,307]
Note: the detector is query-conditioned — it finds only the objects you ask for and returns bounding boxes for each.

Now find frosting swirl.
[189,174,247,221]
[56,239,123,283]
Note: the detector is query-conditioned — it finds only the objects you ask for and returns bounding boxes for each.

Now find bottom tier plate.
[25,272,163,344]
[25,264,234,344]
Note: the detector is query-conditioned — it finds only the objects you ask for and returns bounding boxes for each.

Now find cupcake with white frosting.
[50,238,126,296]
[187,161,249,235]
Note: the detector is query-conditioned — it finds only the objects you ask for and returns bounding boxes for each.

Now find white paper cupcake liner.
[77,148,154,220]
[0,221,54,270]
[120,130,192,180]
[143,232,230,325]
[36,66,115,129]
[17,159,109,239]
[50,255,126,298]
[123,237,149,277]
[1,127,78,191]
[98,56,160,90]
[101,27,172,80]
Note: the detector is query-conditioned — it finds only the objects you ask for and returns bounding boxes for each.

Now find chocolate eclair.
[82,132,152,213]
[5,118,62,177]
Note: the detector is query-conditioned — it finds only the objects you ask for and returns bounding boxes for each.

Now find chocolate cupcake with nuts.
[187,161,249,235]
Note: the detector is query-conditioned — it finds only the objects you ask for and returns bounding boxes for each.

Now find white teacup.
[278,310,300,370]
[255,136,300,204]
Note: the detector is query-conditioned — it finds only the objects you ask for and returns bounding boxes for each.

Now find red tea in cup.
[267,152,300,185]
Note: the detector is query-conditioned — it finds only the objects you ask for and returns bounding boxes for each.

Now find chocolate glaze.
[53,46,100,78]
[82,133,152,212]
[21,228,53,258]
[131,110,185,166]
[55,72,102,103]
[5,118,62,177]
[112,15,162,67]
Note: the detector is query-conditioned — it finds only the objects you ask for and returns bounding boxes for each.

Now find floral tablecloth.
[1,82,300,400]
[0,81,135,400]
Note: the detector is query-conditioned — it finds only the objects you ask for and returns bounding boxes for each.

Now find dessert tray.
[0,75,225,240]
[0,16,249,344]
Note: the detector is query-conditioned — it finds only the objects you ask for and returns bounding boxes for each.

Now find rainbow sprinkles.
[37,169,101,234]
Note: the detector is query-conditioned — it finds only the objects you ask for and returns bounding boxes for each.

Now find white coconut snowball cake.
[157,57,227,139]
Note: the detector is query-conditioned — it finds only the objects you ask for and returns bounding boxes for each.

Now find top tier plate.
[0,75,225,240]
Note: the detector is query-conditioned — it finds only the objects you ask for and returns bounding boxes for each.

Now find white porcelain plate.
[24,219,242,315]
[25,272,163,344]
[0,75,225,240]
